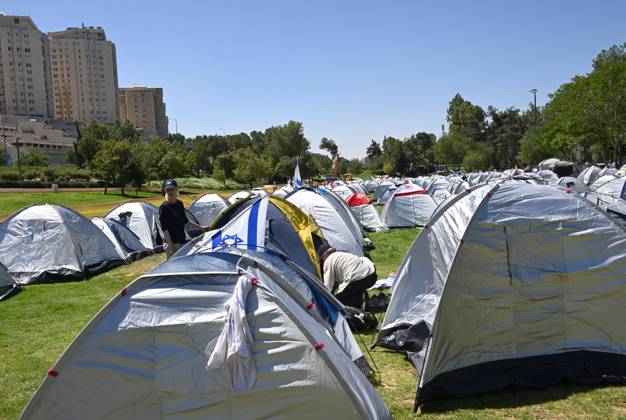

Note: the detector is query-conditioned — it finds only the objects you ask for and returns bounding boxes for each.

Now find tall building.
[0,15,54,118]
[48,26,119,123]
[119,85,168,139]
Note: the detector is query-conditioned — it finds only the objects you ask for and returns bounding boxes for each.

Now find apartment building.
[119,85,168,139]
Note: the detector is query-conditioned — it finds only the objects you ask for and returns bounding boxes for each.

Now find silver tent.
[0,204,125,284]
[91,217,152,262]
[286,188,364,256]
[187,193,230,227]
[555,176,587,194]
[22,252,390,419]
[0,262,17,301]
[378,180,626,405]
[380,184,437,228]
[105,202,164,252]
[578,165,602,185]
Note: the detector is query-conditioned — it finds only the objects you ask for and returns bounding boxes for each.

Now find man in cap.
[320,244,377,308]
[159,179,209,259]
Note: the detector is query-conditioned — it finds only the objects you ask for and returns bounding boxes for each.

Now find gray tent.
[0,262,18,301]
[555,176,587,194]
[22,252,390,419]
[286,188,364,256]
[105,202,164,252]
[0,204,124,284]
[578,165,602,185]
[585,175,626,223]
[377,181,626,405]
[188,193,230,226]
[380,184,437,228]
[91,217,152,262]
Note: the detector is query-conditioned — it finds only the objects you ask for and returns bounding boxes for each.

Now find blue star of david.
[216,234,244,248]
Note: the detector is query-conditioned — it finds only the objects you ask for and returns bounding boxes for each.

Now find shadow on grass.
[420,382,619,414]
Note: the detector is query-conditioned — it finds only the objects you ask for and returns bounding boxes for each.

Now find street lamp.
[529,89,538,125]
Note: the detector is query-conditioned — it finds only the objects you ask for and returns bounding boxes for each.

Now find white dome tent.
[21,252,391,419]
[0,262,17,301]
[0,204,125,284]
[380,184,437,228]
[555,176,587,194]
[105,202,165,252]
[187,193,230,226]
[286,188,364,256]
[91,217,152,262]
[377,181,626,406]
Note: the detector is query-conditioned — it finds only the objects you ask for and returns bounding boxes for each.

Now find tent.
[187,193,230,226]
[286,188,364,256]
[380,184,437,228]
[578,165,602,185]
[425,178,451,204]
[537,169,558,183]
[331,184,355,201]
[373,179,394,202]
[105,202,164,252]
[207,195,327,278]
[346,193,387,232]
[272,185,293,198]
[316,187,367,249]
[21,252,391,420]
[555,176,587,194]
[0,204,125,284]
[91,217,152,262]
[585,175,626,223]
[377,181,626,405]
[0,262,18,301]
[376,185,396,204]
[228,190,253,204]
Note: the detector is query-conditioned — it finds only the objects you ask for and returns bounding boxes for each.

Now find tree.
[484,106,526,168]
[320,137,339,158]
[347,158,363,174]
[20,150,49,167]
[77,121,110,167]
[447,94,486,141]
[158,150,187,180]
[382,136,408,174]
[186,137,212,177]
[433,134,468,166]
[462,143,491,171]
[593,42,626,70]
[92,139,131,194]
[366,140,382,159]
[121,142,149,193]
[234,148,271,188]
[213,153,235,187]
[519,125,558,164]
[404,132,436,175]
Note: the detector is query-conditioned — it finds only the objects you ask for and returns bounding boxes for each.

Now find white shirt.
[323,251,376,295]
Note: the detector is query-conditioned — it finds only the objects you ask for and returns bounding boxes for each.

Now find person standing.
[159,179,208,259]
[320,244,377,308]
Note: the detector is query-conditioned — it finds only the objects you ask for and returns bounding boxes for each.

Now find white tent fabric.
[22,252,390,419]
[272,185,293,198]
[0,204,124,284]
[331,184,355,201]
[373,180,394,202]
[317,187,366,249]
[229,190,253,204]
[555,176,586,194]
[378,181,626,404]
[105,202,164,252]
[350,203,387,232]
[188,193,230,226]
[376,185,396,204]
[287,188,364,256]
[0,262,17,301]
[381,184,437,227]
[91,217,151,262]
[578,165,602,185]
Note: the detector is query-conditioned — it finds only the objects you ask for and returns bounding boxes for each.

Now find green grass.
[1,223,626,419]
[0,191,163,220]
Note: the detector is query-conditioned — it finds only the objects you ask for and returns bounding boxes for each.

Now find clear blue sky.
[5,0,626,158]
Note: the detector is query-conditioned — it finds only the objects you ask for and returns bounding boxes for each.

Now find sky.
[4,0,626,158]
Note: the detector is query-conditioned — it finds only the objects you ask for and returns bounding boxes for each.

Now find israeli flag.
[209,196,268,251]
[293,159,302,189]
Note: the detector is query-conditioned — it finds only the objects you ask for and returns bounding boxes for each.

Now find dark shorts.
[335,271,378,308]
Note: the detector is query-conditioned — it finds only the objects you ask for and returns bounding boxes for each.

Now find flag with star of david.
[208,195,268,251]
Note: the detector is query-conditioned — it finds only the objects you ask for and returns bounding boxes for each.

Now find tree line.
[366,43,626,174]
[69,120,344,193]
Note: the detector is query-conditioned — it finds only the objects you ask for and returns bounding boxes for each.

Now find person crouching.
[320,244,377,308]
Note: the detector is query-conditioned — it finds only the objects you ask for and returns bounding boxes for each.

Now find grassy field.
[0,189,235,221]
[1,218,626,418]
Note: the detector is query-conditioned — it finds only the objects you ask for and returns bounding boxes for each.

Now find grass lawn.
[0,189,236,221]
[1,226,625,418]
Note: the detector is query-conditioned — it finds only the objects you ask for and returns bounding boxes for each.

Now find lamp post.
[529,88,538,125]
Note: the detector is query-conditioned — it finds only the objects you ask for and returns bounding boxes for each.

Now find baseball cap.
[164,179,178,190]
